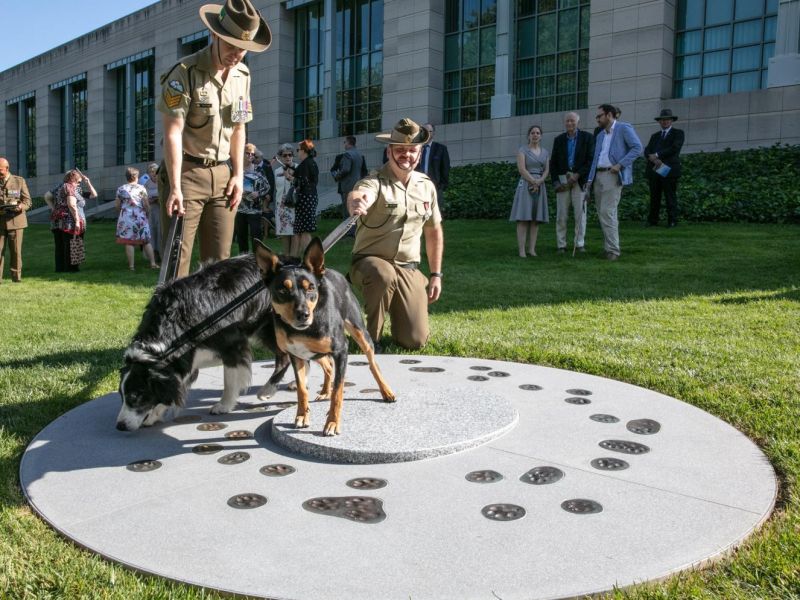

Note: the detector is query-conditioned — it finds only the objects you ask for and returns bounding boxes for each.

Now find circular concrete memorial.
[21,355,776,600]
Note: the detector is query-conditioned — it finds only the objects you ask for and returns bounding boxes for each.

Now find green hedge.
[442,144,800,223]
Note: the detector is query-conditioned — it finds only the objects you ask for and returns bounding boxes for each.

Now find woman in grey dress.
[509,125,550,257]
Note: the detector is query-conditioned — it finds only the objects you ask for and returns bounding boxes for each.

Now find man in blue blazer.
[587,104,643,260]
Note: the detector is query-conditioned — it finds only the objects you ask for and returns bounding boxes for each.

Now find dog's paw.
[314,391,331,402]
[294,414,310,428]
[381,389,397,403]
[286,380,298,392]
[209,401,233,415]
[323,420,340,436]
[256,382,278,401]
[142,404,168,426]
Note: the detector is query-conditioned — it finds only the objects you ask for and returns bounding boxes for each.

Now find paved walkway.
[21,356,776,600]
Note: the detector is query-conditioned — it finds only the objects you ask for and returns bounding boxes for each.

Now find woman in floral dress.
[116,167,158,271]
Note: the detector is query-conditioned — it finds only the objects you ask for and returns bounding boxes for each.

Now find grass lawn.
[1,220,798,599]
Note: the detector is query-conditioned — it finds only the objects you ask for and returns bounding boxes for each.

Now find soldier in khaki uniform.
[0,157,32,283]
[347,119,445,350]
[157,0,271,278]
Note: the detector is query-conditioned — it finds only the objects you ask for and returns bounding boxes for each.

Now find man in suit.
[551,112,595,253]
[416,123,450,205]
[332,136,368,236]
[0,157,32,283]
[645,109,684,228]
[587,104,643,261]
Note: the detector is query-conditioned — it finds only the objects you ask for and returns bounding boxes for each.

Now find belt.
[596,167,612,172]
[183,153,220,167]
[398,262,419,271]
[352,255,419,271]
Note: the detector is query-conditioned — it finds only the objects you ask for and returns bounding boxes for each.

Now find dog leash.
[321,214,359,253]
[158,214,184,285]
[154,279,268,366]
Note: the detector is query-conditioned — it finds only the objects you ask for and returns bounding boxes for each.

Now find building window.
[58,80,88,171]
[295,2,325,141]
[23,99,36,178]
[514,0,590,116]
[335,0,383,135]
[111,51,155,164]
[180,30,210,57]
[444,0,497,124]
[674,0,778,98]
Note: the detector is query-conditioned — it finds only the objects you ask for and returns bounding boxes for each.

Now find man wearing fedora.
[347,118,444,351]
[157,0,271,278]
[645,109,684,228]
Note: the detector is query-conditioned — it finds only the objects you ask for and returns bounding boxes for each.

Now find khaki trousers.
[160,163,234,278]
[594,170,622,257]
[555,185,586,249]
[349,256,430,350]
[0,226,23,281]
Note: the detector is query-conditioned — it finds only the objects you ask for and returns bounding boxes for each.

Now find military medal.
[232,96,250,123]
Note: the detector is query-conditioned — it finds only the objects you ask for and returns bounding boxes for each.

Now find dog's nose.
[295,307,309,321]
[116,421,129,431]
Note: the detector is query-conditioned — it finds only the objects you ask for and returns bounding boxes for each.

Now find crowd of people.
[0,0,685,356]
[511,104,683,260]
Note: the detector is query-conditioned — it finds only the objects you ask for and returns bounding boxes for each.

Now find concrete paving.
[20,355,777,600]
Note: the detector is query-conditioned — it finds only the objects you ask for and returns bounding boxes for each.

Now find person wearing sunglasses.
[272,143,297,255]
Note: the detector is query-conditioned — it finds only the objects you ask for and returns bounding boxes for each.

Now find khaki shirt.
[156,45,252,163]
[352,164,441,264]
[0,174,32,230]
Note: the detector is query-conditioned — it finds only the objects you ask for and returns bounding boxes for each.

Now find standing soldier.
[157,0,271,278]
[0,157,32,283]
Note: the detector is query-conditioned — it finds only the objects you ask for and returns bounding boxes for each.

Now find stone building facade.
[1,0,798,199]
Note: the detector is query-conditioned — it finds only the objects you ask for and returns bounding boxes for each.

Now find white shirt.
[597,119,617,168]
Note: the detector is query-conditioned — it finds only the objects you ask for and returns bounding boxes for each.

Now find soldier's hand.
[348,189,376,216]
[427,277,442,304]
[226,174,243,211]
[166,190,185,216]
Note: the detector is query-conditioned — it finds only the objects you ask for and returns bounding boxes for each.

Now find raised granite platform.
[272,386,518,463]
[20,355,777,600]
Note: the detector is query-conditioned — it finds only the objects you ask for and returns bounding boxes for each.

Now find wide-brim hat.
[199,0,271,53]
[375,118,432,145]
[655,108,678,121]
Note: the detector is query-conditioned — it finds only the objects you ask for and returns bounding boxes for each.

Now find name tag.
[195,102,213,108]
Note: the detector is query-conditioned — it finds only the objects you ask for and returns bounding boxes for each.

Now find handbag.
[69,235,86,265]
[284,185,296,208]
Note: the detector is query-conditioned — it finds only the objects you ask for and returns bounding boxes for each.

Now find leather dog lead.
[154,278,267,366]
[153,211,351,367]
[321,214,360,253]
[158,214,184,285]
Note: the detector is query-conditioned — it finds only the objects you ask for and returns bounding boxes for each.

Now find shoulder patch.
[168,80,184,93]
[159,62,187,85]
[163,89,182,109]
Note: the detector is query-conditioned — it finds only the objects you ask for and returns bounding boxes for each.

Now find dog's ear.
[253,239,281,277]
[303,237,325,277]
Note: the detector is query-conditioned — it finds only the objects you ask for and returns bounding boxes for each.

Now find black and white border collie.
[116,254,290,431]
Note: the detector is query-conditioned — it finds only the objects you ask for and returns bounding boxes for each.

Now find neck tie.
[662,130,667,140]
[421,145,430,174]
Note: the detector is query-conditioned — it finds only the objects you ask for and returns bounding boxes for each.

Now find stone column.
[251,0,295,147]
[382,0,445,126]
[319,0,339,138]
[768,0,800,87]
[491,0,515,118]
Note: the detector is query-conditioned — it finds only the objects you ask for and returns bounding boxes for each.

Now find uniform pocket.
[186,106,214,129]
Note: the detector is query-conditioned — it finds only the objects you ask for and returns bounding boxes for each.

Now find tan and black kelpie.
[254,238,395,435]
